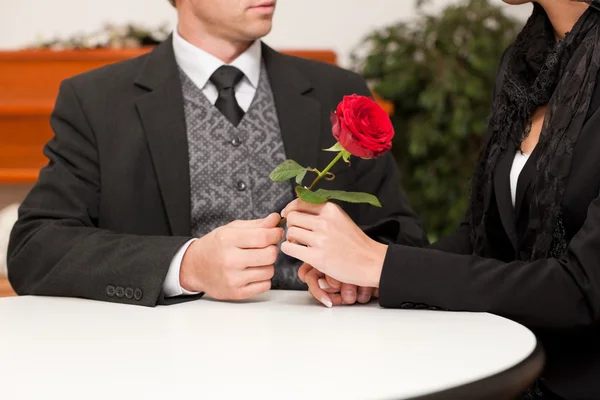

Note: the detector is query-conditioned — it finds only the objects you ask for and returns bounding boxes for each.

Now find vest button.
[231,137,242,147]
[236,181,247,191]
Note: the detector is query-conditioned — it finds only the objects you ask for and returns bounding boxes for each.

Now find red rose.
[331,94,394,159]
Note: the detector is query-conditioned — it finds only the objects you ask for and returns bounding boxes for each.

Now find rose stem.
[278,150,344,227]
[307,151,344,191]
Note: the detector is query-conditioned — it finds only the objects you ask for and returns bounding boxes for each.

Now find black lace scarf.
[469,1,600,261]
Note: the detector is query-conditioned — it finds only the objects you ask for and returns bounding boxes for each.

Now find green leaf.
[323,142,345,152]
[269,160,307,182]
[295,186,328,204]
[342,150,352,164]
[314,189,382,207]
[295,169,307,185]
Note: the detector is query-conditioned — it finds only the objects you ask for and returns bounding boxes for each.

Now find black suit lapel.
[262,43,321,172]
[493,147,518,250]
[134,37,191,237]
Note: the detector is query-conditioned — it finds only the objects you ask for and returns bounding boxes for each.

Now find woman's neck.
[538,0,589,40]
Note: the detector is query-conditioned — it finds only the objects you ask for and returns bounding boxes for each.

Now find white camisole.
[510,152,530,207]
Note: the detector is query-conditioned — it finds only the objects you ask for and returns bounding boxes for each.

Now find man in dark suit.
[7,0,424,307]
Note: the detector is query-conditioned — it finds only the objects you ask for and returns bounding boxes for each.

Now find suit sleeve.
[7,80,199,307]
[344,74,428,248]
[379,188,600,331]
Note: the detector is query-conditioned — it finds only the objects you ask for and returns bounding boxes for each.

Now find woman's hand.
[298,263,378,307]
[281,199,388,288]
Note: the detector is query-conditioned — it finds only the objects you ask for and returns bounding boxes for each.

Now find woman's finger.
[282,199,326,218]
[286,211,320,231]
[357,286,374,304]
[281,241,316,266]
[304,268,332,308]
[318,278,341,294]
[286,226,319,247]
[298,263,313,283]
[325,275,342,290]
[340,283,358,305]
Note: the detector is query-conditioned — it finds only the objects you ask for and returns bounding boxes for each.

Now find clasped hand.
[281,199,388,307]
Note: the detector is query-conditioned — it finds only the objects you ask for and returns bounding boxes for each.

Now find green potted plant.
[352,0,522,240]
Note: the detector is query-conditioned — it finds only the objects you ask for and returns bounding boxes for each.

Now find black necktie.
[210,65,245,127]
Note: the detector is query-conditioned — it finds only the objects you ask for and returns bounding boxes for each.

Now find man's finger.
[305,268,332,308]
[282,199,326,218]
[229,213,281,229]
[241,265,275,285]
[236,228,284,249]
[357,286,374,304]
[341,283,358,305]
[260,213,283,228]
[242,246,279,267]
[237,280,272,299]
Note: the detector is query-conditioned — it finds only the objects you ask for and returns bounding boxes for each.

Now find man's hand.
[298,264,378,308]
[180,213,283,300]
[281,200,388,288]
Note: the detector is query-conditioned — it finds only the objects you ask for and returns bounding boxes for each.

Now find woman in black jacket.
[281,1,600,399]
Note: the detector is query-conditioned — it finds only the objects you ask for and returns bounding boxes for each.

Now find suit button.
[115,286,125,298]
[236,181,247,191]
[106,285,116,297]
[400,302,415,309]
[134,289,143,301]
[231,137,242,147]
[125,287,134,299]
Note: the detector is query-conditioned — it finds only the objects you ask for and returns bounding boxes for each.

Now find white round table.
[0,291,543,400]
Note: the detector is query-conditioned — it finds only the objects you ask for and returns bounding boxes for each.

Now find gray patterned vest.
[180,65,304,289]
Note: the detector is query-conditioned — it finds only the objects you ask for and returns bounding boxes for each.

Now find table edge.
[404,340,545,400]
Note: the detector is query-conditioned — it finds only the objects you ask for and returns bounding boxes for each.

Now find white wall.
[0,0,532,67]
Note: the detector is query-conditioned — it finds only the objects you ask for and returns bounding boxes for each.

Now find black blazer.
[7,38,425,307]
[378,53,600,399]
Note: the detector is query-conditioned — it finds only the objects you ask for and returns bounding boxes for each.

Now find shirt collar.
[172,29,262,90]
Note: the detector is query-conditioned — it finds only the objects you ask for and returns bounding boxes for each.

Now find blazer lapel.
[493,147,518,250]
[261,44,321,172]
[134,37,191,237]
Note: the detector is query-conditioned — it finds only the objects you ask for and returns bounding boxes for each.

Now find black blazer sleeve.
[7,80,193,307]
[378,188,600,330]
[345,76,427,248]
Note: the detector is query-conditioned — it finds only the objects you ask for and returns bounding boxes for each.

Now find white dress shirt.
[510,151,530,208]
[162,30,263,297]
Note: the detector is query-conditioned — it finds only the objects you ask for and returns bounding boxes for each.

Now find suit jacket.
[7,38,425,307]
[378,51,600,400]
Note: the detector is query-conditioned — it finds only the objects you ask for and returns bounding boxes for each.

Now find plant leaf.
[295,169,307,185]
[342,150,352,163]
[269,160,307,182]
[314,189,382,207]
[323,142,345,152]
[295,186,328,204]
